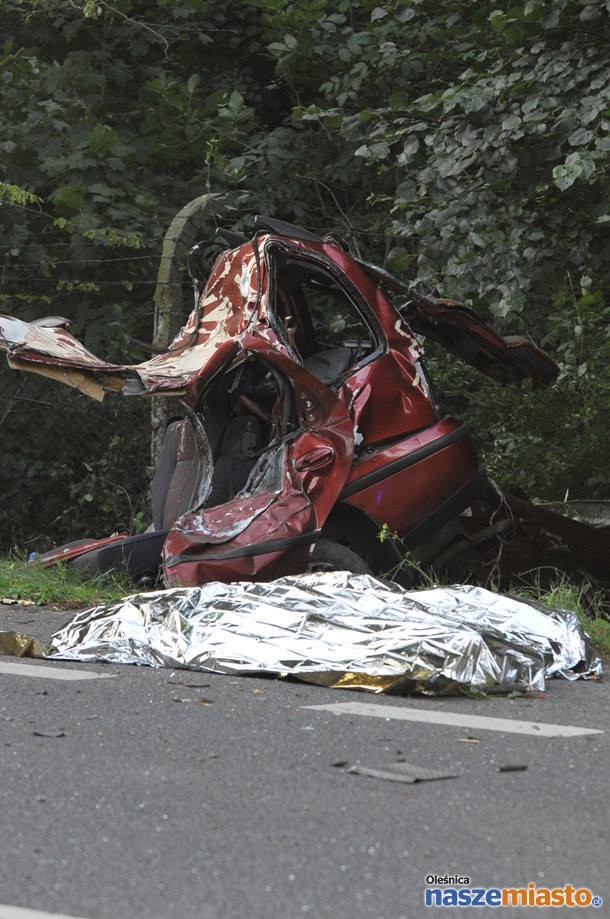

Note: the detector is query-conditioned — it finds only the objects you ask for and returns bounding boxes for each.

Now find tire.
[307,538,371,575]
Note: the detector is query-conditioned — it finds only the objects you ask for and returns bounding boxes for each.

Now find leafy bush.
[426,279,610,500]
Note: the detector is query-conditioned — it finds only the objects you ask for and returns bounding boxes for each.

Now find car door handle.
[293,446,335,472]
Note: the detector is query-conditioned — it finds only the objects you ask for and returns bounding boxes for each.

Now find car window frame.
[265,241,386,384]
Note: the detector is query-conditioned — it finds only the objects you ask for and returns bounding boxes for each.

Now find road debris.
[343,761,459,784]
[0,631,47,657]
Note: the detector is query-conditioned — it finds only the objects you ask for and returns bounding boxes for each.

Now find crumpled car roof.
[0,239,271,398]
[0,221,558,399]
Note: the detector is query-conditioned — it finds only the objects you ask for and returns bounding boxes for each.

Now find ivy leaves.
[251,0,610,323]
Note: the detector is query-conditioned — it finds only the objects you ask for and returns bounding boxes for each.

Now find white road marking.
[0,661,115,681]
[303,701,603,737]
[0,906,92,919]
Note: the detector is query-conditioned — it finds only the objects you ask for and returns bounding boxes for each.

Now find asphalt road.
[1,602,608,919]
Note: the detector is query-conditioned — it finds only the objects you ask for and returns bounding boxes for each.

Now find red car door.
[162,340,355,585]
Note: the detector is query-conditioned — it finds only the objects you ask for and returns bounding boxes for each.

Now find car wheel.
[307,538,371,574]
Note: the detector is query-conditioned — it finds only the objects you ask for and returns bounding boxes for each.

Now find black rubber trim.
[255,215,324,243]
[402,468,488,549]
[165,529,320,567]
[340,422,471,500]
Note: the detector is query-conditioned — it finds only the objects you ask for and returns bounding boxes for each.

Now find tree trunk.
[150,193,233,467]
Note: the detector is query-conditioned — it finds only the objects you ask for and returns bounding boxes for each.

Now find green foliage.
[1,0,269,323]
[1,0,609,553]
[582,616,610,658]
[0,0,271,549]
[511,568,610,656]
[428,275,610,499]
[0,182,43,206]
[251,0,610,316]
[0,383,150,552]
[0,555,133,605]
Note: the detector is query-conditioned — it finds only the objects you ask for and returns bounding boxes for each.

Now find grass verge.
[511,572,610,658]
[0,556,134,607]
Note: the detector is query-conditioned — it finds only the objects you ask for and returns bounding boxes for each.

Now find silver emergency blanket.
[49,573,602,694]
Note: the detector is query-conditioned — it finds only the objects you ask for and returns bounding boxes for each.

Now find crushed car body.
[0,216,564,586]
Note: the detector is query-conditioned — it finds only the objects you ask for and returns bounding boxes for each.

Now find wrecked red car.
[0,216,559,586]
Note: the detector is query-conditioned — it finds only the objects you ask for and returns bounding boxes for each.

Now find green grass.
[0,556,134,606]
[582,617,610,656]
[511,571,610,658]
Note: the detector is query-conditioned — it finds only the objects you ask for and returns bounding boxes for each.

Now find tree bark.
[150,193,232,467]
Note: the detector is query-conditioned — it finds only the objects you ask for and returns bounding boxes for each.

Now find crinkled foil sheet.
[49,573,602,694]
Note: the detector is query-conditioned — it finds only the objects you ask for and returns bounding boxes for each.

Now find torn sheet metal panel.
[505,493,610,568]
[540,500,610,529]
[0,240,271,396]
[48,573,601,694]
